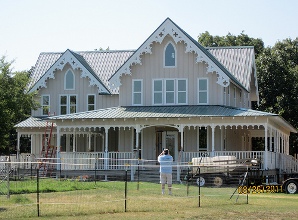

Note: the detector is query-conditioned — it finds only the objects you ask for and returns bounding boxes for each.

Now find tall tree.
[198,31,264,57]
[0,56,39,153]
[256,38,298,153]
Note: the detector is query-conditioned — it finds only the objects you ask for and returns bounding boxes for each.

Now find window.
[228,86,230,106]
[233,87,236,107]
[164,42,176,67]
[153,80,163,105]
[87,94,95,111]
[132,80,142,105]
[239,89,242,106]
[165,79,175,104]
[65,69,75,90]
[60,95,77,115]
[42,95,50,115]
[198,78,208,104]
[223,87,226,105]
[177,79,187,104]
[153,79,187,105]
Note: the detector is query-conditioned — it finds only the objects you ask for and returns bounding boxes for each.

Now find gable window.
[42,95,50,116]
[65,69,75,90]
[164,42,176,67]
[132,80,143,105]
[153,78,187,105]
[87,94,95,111]
[198,78,208,104]
[60,95,77,115]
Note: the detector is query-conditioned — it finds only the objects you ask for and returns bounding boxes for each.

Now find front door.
[162,131,178,161]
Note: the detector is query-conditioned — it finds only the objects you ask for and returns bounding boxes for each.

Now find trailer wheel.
[213,176,223,187]
[285,180,298,194]
[196,176,206,187]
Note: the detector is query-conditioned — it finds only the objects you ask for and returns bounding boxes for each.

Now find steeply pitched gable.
[28,50,134,94]
[29,49,110,94]
[109,18,248,92]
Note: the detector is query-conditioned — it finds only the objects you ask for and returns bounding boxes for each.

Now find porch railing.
[7,151,298,174]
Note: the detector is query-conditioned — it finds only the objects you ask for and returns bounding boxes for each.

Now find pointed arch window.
[65,69,75,90]
[164,42,176,67]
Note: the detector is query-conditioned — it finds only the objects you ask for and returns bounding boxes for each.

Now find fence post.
[125,169,128,212]
[198,167,201,208]
[37,168,40,217]
[137,160,139,190]
[7,159,10,199]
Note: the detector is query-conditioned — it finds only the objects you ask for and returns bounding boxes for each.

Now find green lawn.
[0,179,298,219]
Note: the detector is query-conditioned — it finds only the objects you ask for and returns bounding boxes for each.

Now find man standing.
[158,149,173,195]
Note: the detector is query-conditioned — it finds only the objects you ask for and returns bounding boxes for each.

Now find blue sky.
[1,0,298,71]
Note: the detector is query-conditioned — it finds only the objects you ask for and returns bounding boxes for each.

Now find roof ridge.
[206,46,254,49]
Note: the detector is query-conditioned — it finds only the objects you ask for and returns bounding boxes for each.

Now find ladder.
[39,113,56,177]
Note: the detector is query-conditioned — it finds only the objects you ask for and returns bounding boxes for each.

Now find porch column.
[269,127,273,152]
[17,132,20,160]
[178,124,185,182]
[131,128,134,151]
[56,127,61,172]
[73,131,76,152]
[135,125,140,159]
[273,129,276,153]
[282,133,287,154]
[196,127,200,151]
[88,132,91,152]
[29,135,32,154]
[211,124,215,154]
[264,124,268,170]
[132,125,141,182]
[179,125,184,151]
[220,126,224,151]
[104,126,109,169]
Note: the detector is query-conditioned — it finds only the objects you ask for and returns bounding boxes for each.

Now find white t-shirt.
[158,154,173,174]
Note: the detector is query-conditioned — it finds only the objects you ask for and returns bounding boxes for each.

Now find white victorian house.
[15,18,297,180]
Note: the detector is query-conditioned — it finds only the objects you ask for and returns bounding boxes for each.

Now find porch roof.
[14,116,56,128]
[49,105,275,119]
[47,105,297,133]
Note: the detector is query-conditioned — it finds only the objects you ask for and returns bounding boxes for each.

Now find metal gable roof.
[109,18,251,92]
[48,105,276,120]
[171,19,249,92]
[207,46,257,92]
[28,50,134,94]
[14,116,56,128]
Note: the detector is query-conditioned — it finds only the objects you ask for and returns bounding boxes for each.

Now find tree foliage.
[198,31,264,57]
[256,38,298,152]
[0,56,39,153]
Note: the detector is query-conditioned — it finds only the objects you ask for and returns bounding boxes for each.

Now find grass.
[0,179,298,219]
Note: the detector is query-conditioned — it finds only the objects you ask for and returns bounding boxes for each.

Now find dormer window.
[164,42,176,67]
[65,69,75,90]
